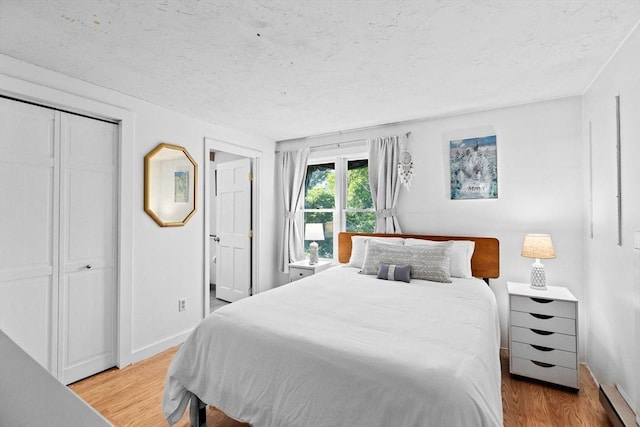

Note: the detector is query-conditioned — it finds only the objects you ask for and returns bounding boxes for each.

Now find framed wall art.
[449,135,497,200]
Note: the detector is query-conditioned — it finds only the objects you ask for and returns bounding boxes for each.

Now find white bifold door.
[0,97,117,384]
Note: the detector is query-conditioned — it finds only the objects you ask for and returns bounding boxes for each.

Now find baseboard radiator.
[599,384,637,427]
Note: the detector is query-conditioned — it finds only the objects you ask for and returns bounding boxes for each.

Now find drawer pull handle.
[531,360,555,368]
[530,328,553,336]
[530,297,552,304]
[530,344,554,352]
[530,313,553,320]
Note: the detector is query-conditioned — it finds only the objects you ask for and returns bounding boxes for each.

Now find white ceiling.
[1,1,638,141]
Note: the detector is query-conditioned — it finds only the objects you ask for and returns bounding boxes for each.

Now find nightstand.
[507,281,579,390]
[288,260,332,282]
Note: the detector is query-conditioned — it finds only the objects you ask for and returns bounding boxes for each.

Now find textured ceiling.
[0,1,638,141]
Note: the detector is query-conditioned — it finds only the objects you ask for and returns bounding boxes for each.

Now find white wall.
[582,23,640,415]
[278,97,585,351]
[0,55,276,364]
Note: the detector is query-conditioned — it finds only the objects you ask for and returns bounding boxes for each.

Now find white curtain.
[279,148,310,273]
[368,136,402,233]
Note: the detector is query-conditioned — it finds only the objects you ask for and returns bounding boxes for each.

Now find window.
[345,159,375,232]
[304,163,335,259]
[303,157,374,260]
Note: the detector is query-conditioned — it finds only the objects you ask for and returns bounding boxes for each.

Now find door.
[59,114,118,384]
[215,158,252,302]
[0,98,58,373]
[0,97,117,383]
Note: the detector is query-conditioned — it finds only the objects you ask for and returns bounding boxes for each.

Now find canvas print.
[174,171,189,203]
[450,135,497,199]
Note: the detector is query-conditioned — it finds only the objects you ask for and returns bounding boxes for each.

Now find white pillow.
[404,238,475,278]
[361,240,453,283]
[347,236,405,268]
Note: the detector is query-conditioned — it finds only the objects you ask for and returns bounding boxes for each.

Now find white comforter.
[163,266,503,426]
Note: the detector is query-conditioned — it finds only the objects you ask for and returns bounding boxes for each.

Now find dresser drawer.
[510,326,576,352]
[510,310,576,335]
[510,341,577,369]
[289,267,314,282]
[511,295,576,318]
[511,356,578,389]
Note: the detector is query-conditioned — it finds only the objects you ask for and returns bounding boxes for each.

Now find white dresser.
[508,281,579,390]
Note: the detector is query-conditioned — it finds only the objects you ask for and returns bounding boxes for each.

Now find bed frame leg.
[189,393,206,427]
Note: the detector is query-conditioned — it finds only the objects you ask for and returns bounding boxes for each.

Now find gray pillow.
[377,263,411,283]
[347,236,405,268]
[362,240,453,283]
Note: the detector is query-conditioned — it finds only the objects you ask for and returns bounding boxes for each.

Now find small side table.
[507,281,579,390]
[289,260,332,282]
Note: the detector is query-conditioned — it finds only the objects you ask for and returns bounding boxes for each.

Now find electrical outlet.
[178,298,187,312]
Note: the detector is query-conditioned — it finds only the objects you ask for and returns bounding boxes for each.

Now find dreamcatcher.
[398,131,414,189]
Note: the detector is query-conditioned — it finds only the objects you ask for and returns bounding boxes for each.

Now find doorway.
[203,138,262,316]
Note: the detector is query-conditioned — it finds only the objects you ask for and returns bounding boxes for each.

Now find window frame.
[302,150,373,261]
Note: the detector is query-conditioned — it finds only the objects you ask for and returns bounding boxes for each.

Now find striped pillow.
[362,240,453,283]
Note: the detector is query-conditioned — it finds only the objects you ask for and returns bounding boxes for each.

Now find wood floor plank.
[70,346,612,426]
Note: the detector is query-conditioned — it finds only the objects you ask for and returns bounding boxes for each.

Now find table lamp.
[521,234,556,290]
[305,223,324,265]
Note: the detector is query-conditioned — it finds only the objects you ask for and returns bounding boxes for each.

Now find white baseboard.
[586,364,600,387]
[129,329,193,364]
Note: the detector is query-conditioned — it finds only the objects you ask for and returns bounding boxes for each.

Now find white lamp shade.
[521,234,556,259]
[305,223,325,241]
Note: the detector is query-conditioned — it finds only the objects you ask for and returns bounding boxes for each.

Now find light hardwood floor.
[70,347,612,427]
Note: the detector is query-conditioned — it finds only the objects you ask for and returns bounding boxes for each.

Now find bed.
[163,232,502,426]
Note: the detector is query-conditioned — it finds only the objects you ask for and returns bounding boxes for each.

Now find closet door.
[58,113,118,384]
[0,98,59,373]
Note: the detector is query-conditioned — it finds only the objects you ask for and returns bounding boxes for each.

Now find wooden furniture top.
[338,232,500,279]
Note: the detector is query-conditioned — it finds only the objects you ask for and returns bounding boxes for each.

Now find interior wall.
[582,23,639,414]
[0,54,276,363]
[277,97,585,352]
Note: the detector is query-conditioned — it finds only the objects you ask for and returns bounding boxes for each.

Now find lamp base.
[309,241,319,265]
[530,260,547,290]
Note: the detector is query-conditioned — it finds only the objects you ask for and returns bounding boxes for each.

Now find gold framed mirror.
[144,143,198,227]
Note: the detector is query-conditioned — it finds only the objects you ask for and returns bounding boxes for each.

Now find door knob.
[85,264,92,269]
[213,236,220,242]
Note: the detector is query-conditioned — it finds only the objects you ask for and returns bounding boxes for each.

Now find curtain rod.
[310,138,367,152]
[276,132,412,155]
[275,138,366,155]
[277,119,415,143]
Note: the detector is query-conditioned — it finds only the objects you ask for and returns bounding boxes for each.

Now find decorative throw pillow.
[377,263,411,283]
[361,240,453,283]
[347,236,405,268]
[404,239,475,278]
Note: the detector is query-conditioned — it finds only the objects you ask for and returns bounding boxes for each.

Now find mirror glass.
[144,143,198,227]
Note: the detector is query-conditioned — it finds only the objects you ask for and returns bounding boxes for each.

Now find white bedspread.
[163,266,503,426]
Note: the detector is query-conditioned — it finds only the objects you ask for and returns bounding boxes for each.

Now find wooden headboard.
[338,232,500,280]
